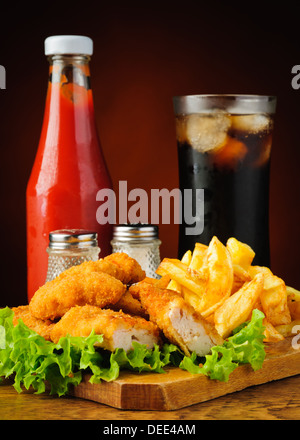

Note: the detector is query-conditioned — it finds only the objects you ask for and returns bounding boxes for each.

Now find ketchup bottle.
[26,35,112,302]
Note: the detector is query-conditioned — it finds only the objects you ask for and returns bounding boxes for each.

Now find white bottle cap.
[44,35,93,56]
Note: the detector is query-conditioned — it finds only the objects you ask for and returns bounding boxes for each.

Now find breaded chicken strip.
[109,290,148,318]
[42,253,145,286]
[30,271,126,321]
[129,282,223,357]
[12,305,55,341]
[103,253,146,284]
[50,305,160,352]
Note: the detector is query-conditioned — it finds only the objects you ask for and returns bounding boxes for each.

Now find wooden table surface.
[1,374,300,420]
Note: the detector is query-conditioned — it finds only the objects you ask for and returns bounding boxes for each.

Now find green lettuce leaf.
[0,307,174,395]
[0,307,266,395]
[179,308,266,381]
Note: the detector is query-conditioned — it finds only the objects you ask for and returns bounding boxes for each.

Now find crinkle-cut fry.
[167,250,192,293]
[226,237,255,269]
[156,258,206,297]
[249,266,291,326]
[197,236,233,314]
[276,320,300,338]
[263,318,284,342]
[214,273,264,338]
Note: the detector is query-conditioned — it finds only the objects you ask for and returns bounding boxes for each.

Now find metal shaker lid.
[112,224,159,242]
[48,229,98,249]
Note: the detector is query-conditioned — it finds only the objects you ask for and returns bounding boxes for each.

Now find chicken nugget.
[109,290,148,318]
[130,282,223,357]
[103,252,146,284]
[30,271,126,321]
[49,252,145,286]
[12,305,55,341]
[50,305,160,352]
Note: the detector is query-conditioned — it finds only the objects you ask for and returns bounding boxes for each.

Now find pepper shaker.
[111,224,161,279]
[45,229,100,282]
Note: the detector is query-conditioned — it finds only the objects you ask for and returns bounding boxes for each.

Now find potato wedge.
[189,243,208,271]
[263,318,284,342]
[181,286,203,313]
[182,285,227,318]
[276,320,300,338]
[287,286,300,302]
[156,258,206,297]
[226,237,255,269]
[167,250,192,293]
[286,286,300,320]
[232,264,252,294]
[249,266,291,327]
[214,273,264,338]
[197,236,233,314]
[288,300,300,320]
[261,280,291,326]
[248,265,272,280]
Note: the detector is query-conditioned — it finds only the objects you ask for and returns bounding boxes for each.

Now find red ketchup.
[26,36,112,302]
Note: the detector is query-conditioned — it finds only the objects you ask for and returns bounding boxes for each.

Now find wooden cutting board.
[70,336,300,410]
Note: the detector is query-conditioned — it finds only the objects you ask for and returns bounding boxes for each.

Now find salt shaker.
[111,224,161,279]
[45,229,100,282]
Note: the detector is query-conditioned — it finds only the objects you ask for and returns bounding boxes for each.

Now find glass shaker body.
[111,224,161,279]
[45,229,100,283]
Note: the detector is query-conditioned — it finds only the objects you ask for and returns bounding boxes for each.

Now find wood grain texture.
[70,336,300,410]
[1,375,300,420]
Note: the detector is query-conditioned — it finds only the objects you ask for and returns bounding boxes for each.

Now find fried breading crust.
[109,290,148,318]
[48,252,145,286]
[129,282,223,356]
[12,305,55,341]
[30,271,126,321]
[50,305,160,351]
[103,253,146,284]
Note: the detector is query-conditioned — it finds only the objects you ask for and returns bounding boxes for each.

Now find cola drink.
[173,95,276,266]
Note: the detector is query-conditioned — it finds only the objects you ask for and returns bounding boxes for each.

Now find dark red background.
[0,2,299,307]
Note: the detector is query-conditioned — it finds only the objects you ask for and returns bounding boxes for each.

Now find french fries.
[263,319,284,342]
[226,237,255,269]
[167,250,192,293]
[214,273,264,338]
[249,266,291,326]
[198,237,233,314]
[156,258,206,296]
[276,320,300,338]
[156,235,299,341]
[287,286,300,302]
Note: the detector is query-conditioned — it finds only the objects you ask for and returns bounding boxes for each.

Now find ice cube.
[175,116,188,144]
[186,112,231,152]
[231,114,271,133]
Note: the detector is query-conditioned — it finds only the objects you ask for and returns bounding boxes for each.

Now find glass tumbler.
[173,94,277,266]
